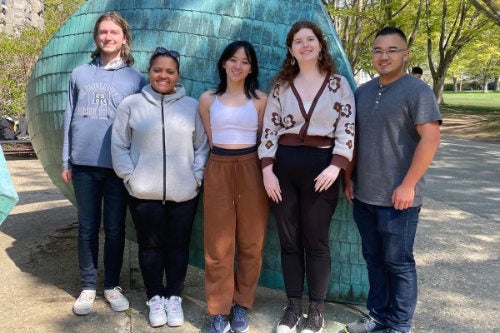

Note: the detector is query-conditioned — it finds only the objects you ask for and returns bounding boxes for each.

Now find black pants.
[273,145,340,301]
[128,195,198,299]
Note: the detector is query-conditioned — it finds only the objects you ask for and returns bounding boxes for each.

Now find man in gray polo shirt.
[343,27,441,333]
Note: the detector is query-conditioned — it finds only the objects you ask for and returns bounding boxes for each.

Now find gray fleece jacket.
[111,84,209,202]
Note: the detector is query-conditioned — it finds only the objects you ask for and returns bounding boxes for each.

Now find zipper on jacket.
[161,96,166,205]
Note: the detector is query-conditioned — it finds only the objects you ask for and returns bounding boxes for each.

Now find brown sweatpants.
[203,151,270,316]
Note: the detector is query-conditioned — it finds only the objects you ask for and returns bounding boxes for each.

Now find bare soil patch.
[440,109,500,143]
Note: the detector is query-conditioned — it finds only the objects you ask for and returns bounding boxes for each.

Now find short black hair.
[375,27,408,44]
[411,66,423,75]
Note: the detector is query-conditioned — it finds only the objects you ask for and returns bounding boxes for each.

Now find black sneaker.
[277,298,302,333]
[344,315,386,333]
[301,301,325,333]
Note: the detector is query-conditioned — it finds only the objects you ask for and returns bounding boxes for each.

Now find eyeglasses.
[371,48,407,57]
[153,47,180,61]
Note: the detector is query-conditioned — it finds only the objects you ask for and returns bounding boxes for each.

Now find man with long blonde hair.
[61,11,146,316]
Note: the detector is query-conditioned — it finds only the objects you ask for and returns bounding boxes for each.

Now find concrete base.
[128,241,362,332]
[3,136,497,332]
[0,156,363,333]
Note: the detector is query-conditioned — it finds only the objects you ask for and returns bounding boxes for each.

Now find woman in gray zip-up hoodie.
[111,48,209,328]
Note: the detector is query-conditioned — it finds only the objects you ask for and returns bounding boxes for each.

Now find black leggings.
[273,145,340,301]
[128,195,198,299]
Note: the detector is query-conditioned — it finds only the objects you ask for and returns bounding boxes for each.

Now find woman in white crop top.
[199,41,270,333]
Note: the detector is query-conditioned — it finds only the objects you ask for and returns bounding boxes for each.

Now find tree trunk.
[495,75,500,92]
[482,74,489,93]
[453,77,458,92]
[425,0,490,104]
[433,76,446,104]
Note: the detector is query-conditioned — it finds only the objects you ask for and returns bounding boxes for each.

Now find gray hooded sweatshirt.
[62,57,146,170]
[111,84,209,202]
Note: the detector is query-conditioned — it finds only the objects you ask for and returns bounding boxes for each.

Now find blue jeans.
[353,199,420,333]
[71,164,127,290]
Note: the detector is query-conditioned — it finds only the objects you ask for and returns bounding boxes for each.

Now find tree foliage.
[448,25,500,92]
[0,0,498,116]
[0,0,85,117]
[470,0,500,26]
[326,0,426,77]
[325,0,498,104]
[425,0,494,103]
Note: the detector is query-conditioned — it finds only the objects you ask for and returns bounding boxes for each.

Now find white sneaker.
[104,286,129,312]
[147,295,167,327]
[73,290,96,315]
[165,296,184,326]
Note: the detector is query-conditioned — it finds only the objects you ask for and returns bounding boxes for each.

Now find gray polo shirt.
[354,74,441,207]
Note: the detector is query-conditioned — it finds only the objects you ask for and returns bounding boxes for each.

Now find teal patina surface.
[0,145,18,225]
[25,0,367,303]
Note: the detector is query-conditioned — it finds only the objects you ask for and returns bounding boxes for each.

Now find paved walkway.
[412,137,499,332]
[0,135,498,332]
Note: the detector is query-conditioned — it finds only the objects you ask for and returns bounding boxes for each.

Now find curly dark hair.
[91,12,135,65]
[274,21,336,86]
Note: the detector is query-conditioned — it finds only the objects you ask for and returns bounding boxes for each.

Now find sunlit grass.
[442,91,500,112]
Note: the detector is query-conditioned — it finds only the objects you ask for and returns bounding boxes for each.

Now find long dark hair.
[274,21,336,85]
[214,41,260,99]
[91,12,135,65]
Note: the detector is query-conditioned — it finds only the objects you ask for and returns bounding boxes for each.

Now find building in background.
[0,0,44,36]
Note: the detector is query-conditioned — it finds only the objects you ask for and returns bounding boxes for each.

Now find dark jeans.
[273,145,340,302]
[71,164,127,290]
[128,195,198,299]
[353,198,420,333]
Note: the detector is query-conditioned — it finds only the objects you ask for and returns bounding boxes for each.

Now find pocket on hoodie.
[127,154,164,199]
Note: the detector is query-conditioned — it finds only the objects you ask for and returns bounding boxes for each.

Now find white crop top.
[210,97,258,145]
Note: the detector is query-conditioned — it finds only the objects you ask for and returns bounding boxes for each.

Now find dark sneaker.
[301,301,325,333]
[344,315,386,333]
[385,329,411,333]
[231,304,249,332]
[277,298,303,333]
[209,315,230,333]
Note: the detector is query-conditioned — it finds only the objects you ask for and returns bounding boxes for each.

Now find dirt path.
[440,111,500,143]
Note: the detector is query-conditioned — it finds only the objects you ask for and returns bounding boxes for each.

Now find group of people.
[62,11,440,333]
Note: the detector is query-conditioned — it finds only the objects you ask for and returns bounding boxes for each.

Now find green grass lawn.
[442,91,500,112]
